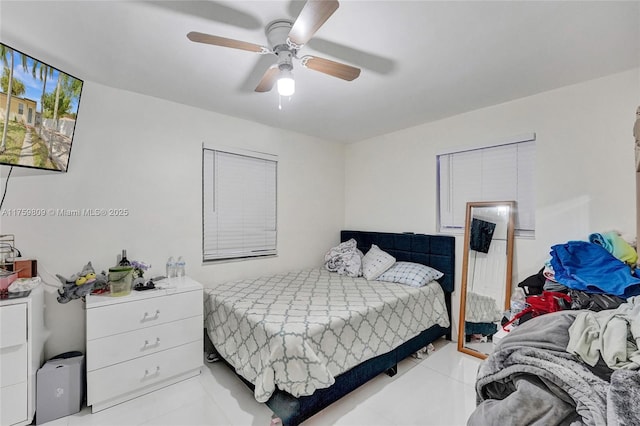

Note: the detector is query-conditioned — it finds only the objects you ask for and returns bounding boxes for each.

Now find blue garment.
[550,241,640,298]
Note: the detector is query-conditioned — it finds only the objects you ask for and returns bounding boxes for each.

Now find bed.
[203,230,455,425]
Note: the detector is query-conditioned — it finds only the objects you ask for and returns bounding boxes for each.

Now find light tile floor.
[41,339,482,426]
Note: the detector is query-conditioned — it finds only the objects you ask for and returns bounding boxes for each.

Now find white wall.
[0,82,345,358]
[2,69,637,356]
[344,68,640,338]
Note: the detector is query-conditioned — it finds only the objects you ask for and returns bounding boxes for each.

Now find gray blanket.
[469,311,640,426]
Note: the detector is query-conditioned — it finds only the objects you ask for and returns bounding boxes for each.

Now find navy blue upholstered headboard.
[340,230,455,293]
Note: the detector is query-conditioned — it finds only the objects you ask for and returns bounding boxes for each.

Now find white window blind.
[203,148,277,261]
[438,135,535,236]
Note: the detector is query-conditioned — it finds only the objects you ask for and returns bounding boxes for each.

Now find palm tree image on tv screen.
[0,42,83,172]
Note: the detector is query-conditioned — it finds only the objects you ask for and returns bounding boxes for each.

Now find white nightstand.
[85,277,203,412]
[0,286,45,426]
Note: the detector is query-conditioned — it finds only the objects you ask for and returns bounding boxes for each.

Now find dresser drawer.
[87,340,202,406]
[86,290,202,339]
[87,315,202,371]
[0,344,27,387]
[0,381,28,426]
[0,304,27,348]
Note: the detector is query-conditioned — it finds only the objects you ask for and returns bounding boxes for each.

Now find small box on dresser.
[85,277,203,413]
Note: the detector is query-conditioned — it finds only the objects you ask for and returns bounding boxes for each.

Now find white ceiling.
[1,1,639,143]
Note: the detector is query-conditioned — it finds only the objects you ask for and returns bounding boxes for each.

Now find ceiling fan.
[187,0,361,97]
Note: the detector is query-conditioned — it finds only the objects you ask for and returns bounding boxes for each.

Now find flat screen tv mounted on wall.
[0,41,83,172]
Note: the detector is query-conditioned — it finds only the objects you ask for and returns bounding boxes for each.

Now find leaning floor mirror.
[457,201,515,359]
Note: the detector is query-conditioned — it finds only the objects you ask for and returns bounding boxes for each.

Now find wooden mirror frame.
[457,200,515,359]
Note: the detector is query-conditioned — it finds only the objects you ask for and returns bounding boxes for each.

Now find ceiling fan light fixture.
[277,69,295,97]
[187,0,361,98]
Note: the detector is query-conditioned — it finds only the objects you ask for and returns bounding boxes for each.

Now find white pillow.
[362,245,396,280]
[376,261,444,287]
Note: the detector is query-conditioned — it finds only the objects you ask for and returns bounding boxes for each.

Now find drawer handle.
[142,310,160,321]
[142,337,161,350]
[143,366,161,379]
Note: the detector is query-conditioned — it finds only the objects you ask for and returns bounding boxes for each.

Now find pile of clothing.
[471,233,640,425]
[517,231,640,318]
[470,303,640,426]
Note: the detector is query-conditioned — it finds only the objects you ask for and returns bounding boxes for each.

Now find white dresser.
[85,277,203,412]
[0,286,45,426]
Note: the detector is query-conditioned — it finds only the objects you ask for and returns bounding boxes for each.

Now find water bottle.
[509,288,526,324]
[176,256,186,277]
[166,256,176,278]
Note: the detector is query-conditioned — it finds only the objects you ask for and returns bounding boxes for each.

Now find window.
[437,134,535,236]
[203,148,277,261]
[18,103,24,115]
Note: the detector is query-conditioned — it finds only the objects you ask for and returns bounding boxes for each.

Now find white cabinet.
[0,287,45,426]
[85,277,203,412]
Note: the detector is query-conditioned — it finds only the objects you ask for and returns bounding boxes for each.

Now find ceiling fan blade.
[288,0,339,47]
[240,55,279,93]
[301,56,361,81]
[255,66,280,92]
[187,32,268,54]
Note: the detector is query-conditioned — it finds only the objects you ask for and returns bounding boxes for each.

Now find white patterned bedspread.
[204,268,449,402]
